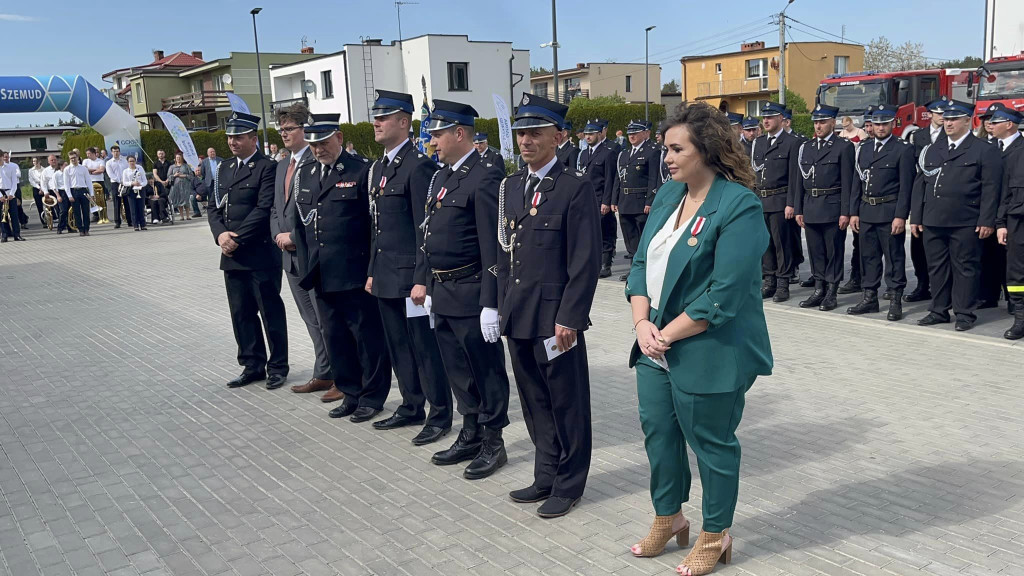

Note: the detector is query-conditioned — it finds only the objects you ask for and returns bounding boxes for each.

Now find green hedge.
[62,128,284,170]
[566,101,667,140]
[791,114,813,138]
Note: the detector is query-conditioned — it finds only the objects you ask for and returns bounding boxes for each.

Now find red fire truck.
[972,53,1024,124]
[816,68,971,139]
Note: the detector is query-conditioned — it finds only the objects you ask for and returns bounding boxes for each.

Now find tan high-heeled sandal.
[676,529,731,576]
[630,514,690,557]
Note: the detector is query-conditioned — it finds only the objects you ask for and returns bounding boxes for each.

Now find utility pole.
[778,0,795,107]
[396,1,417,42]
[645,26,656,121]
[551,0,559,103]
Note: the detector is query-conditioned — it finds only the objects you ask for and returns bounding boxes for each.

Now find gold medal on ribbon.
[529,207,538,216]
[687,237,698,247]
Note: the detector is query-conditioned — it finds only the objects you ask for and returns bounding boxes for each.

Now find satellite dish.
[221,73,233,85]
[302,80,316,94]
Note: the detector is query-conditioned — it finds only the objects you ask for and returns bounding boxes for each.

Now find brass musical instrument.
[1,195,10,227]
[42,194,57,231]
[92,182,109,223]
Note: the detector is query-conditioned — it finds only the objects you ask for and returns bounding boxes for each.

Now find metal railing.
[161,90,231,111]
[530,88,590,104]
[696,77,777,99]
[270,96,308,112]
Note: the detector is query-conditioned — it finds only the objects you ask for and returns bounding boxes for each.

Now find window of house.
[321,70,334,99]
[715,63,722,74]
[626,75,632,92]
[135,82,143,103]
[834,56,849,75]
[29,137,47,151]
[448,62,469,91]
[213,74,224,91]
[746,58,769,90]
[747,99,770,117]
[533,82,548,97]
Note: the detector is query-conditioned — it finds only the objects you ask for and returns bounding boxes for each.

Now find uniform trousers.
[109,183,131,227]
[910,231,929,291]
[923,225,981,321]
[223,268,289,375]
[636,361,751,533]
[57,192,70,231]
[601,211,618,265]
[32,187,45,224]
[849,230,862,280]
[980,235,1008,304]
[433,313,510,430]
[377,297,452,428]
[790,219,805,271]
[619,212,647,258]
[508,333,591,499]
[284,268,331,380]
[128,194,147,229]
[1006,216,1024,296]
[315,288,392,409]
[859,221,907,291]
[70,188,90,232]
[761,211,794,281]
[804,222,845,284]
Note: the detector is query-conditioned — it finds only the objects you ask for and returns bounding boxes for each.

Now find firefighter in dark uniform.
[556,120,580,169]
[911,99,1003,331]
[208,112,289,390]
[782,108,810,287]
[991,103,1024,338]
[847,105,916,320]
[290,114,393,422]
[792,104,855,311]
[726,111,743,142]
[841,107,877,295]
[655,122,671,185]
[612,120,660,280]
[740,116,759,158]
[752,102,800,302]
[906,98,948,303]
[473,133,507,178]
[366,90,454,439]
[578,118,620,278]
[420,100,512,477]
[498,94,600,518]
[979,105,1012,310]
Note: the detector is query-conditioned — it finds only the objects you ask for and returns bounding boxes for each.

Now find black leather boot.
[887,289,904,321]
[599,252,612,278]
[819,282,839,311]
[772,279,790,302]
[838,274,861,294]
[430,424,481,466]
[761,276,776,299]
[799,281,825,308]
[846,289,879,315]
[904,285,932,302]
[1005,297,1024,340]
[463,427,507,480]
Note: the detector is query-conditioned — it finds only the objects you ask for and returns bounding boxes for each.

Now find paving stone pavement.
[1,219,1022,576]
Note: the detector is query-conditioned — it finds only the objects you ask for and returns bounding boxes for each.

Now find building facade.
[270,35,530,124]
[529,62,662,105]
[0,126,81,161]
[680,41,864,117]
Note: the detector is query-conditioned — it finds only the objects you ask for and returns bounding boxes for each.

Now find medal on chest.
[529,191,541,216]
[435,186,447,209]
[688,216,707,247]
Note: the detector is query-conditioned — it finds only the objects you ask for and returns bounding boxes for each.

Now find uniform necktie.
[875,141,883,154]
[320,163,330,186]
[284,156,297,203]
[999,140,1005,152]
[768,136,776,148]
[949,143,956,153]
[524,174,540,209]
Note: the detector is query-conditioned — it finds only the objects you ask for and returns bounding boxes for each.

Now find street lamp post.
[778,0,796,107]
[645,25,656,121]
[250,7,269,153]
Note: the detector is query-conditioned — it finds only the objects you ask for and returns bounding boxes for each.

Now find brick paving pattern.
[1,220,1022,575]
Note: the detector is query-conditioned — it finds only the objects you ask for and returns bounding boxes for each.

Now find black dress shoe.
[411,425,451,446]
[432,427,482,465]
[13,237,25,242]
[226,371,265,388]
[904,287,931,302]
[372,412,425,430]
[464,428,507,480]
[537,496,581,518]
[350,406,381,423]
[598,267,611,279]
[509,485,552,503]
[329,401,358,419]
[838,278,861,294]
[917,312,950,326]
[265,374,287,390]
[618,273,629,281]
[799,276,816,288]
[954,319,975,331]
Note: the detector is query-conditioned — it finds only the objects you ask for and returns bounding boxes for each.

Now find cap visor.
[304,130,337,143]
[225,127,256,136]
[370,108,402,118]
[512,118,556,130]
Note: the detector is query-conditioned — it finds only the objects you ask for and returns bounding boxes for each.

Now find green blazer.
[625,175,773,394]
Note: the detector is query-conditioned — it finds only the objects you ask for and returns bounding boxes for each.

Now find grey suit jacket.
[269,150,314,275]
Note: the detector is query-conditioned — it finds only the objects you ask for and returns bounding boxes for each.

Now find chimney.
[153,50,165,61]
[577,63,585,69]
[301,46,314,54]
[191,51,203,60]
[740,41,765,52]
[364,38,383,46]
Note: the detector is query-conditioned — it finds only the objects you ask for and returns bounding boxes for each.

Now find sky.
[0,0,985,128]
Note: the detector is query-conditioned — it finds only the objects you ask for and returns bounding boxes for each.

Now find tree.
[934,56,984,69]
[864,36,927,72]
[530,66,551,77]
[662,80,680,93]
[769,89,809,113]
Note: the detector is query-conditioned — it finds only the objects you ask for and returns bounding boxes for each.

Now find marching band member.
[105,145,131,228]
[0,151,23,242]
[29,157,47,226]
[121,156,148,231]
[64,151,93,237]
[84,147,106,223]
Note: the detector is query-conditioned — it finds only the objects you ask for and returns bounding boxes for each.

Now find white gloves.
[480,307,500,343]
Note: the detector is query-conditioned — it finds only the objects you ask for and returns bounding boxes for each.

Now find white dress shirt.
[0,163,19,193]
[64,164,92,194]
[83,158,106,182]
[947,132,969,150]
[999,132,1020,150]
[384,139,411,163]
[647,200,695,312]
[52,168,65,193]
[525,154,560,186]
[930,125,943,143]
[122,166,147,191]
[29,166,45,189]
[105,157,129,183]
[449,148,477,172]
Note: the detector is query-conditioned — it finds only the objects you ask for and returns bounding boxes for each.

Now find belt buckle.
[759,190,768,198]
[868,197,877,206]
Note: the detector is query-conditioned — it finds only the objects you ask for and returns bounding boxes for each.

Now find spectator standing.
[167,152,194,221]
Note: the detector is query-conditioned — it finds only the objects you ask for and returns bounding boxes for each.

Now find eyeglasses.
[279,126,303,134]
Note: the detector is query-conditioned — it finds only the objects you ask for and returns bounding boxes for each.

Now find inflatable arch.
[0,75,143,159]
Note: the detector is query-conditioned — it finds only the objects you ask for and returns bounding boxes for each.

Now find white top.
[0,163,19,191]
[63,164,93,194]
[947,132,969,150]
[105,157,129,182]
[122,166,147,190]
[999,132,1020,150]
[449,148,476,172]
[646,200,695,312]
[930,125,943,143]
[384,139,411,163]
[52,168,65,191]
[29,166,45,189]
[83,158,106,182]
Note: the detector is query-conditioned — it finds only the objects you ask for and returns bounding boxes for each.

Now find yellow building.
[680,41,864,117]
[530,62,661,105]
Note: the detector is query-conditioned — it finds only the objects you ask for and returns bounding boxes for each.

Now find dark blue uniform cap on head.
[473,133,488,143]
[942,99,974,119]
[761,102,786,117]
[925,97,950,114]
[304,113,339,143]
[226,112,261,136]
[425,99,479,132]
[869,104,896,123]
[741,116,760,129]
[983,102,1024,124]
[626,119,647,134]
[810,103,839,121]
[725,112,743,126]
[370,89,415,118]
[582,118,602,134]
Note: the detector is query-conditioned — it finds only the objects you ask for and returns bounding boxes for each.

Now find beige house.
[530,62,661,105]
[680,41,864,117]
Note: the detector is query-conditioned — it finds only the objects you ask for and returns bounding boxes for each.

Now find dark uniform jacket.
[752,130,801,213]
[613,140,661,214]
[368,140,438,299]
[851,137,915,224]
[479,147,507,178]
[911,133,1003,229]
[578,139,619,206]
[208,151,281,271]
[497,164,601,339]
[422,152,502,317]
[291,152,372,294]
[997,135,1024,228]
[793,135,855,224]
[740,137,753,158]
[910,126,947,163]
[555,141,580,170]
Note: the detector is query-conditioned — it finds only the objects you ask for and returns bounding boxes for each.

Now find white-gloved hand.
[480,307,500,343]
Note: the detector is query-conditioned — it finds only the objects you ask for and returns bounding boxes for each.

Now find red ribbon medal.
[529,192,541,216]
[688,216,706,247]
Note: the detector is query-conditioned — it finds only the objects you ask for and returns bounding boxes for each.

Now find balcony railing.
[696,77,778,99]
[530,88,590,104]
[161,90,230,111]
[271,96,308,113]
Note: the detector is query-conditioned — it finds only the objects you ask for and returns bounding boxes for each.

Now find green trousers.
[636,360,750,532]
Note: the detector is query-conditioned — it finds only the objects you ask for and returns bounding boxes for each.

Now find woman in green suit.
[625,103,773,576]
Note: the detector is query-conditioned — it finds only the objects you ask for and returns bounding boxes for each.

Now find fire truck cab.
[972,53,1024,126]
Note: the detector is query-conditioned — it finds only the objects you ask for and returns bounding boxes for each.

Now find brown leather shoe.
[291,378,334,394]
[320,385,344,403]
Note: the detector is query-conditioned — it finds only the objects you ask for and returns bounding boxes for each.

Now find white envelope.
[405,296,431,318]
[543,335,578,361]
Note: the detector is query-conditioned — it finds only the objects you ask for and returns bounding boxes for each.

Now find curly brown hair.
[662,102,756,189]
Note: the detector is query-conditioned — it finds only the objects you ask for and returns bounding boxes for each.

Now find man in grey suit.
[269,103,339,400]
[196,147,221,216]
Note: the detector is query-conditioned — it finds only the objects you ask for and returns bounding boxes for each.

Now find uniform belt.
[863,194,898,206]
[757,187,787,197]
[622,187,648,195]
[808,187,840,197]
[431,261,481,283]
